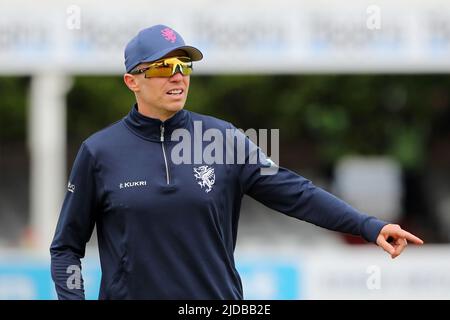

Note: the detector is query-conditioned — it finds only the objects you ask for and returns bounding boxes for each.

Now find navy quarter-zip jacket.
[50,104,387,300]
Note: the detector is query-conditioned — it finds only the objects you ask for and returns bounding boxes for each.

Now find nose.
[169,71,183,82]
[169,65,184,81]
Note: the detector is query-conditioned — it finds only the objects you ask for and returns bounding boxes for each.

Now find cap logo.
[161,28,177,43]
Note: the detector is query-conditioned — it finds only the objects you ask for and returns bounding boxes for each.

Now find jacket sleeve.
[50,142,100,300]
[232,125,388,243]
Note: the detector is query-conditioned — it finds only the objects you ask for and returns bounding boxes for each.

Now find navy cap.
[124,24,203,73]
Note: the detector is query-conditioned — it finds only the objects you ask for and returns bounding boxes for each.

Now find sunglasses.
[129,57,193,78]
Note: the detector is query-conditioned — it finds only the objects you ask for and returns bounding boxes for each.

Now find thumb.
[377,236,395,255]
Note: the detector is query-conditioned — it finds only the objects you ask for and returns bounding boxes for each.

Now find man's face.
[125,49,190,118]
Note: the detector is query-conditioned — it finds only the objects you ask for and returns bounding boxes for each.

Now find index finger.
[399,230,424,244]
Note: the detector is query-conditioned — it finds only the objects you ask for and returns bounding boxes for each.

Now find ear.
[124,73,140,92]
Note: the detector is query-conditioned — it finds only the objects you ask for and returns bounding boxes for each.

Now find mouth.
[166,88,184,96]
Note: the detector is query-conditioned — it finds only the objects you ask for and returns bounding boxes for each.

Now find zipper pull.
[160,124,165,142]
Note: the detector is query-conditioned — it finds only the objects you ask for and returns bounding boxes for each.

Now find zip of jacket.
[160,123,170,185]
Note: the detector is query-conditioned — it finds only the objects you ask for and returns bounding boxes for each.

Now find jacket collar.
[123,103,190,142]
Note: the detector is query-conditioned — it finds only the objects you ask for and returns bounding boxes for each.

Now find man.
[50,24,423,300]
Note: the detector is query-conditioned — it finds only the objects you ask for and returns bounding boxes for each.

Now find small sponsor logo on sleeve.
[67,182,75,193]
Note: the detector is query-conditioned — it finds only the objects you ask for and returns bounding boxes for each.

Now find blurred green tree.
[1,75,447,172]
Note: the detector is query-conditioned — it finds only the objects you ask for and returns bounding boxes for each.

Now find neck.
[136,102,179,122]
[124,103,189,142]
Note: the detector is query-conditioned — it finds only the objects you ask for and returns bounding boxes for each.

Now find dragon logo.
[161,27,177,43]
[193,165,215,193]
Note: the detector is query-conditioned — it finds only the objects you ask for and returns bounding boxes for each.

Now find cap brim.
[142,45,203,63]
[173,45,203,61]
[127,46,203,72]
